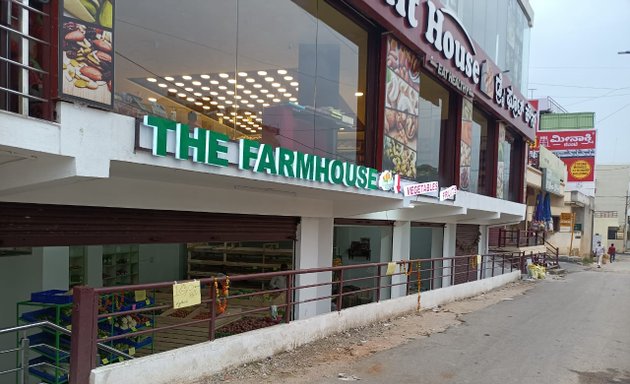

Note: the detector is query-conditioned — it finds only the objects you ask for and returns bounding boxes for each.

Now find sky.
[528,0,630,164]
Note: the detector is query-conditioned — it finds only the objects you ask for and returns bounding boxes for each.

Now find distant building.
[593,165,630,251]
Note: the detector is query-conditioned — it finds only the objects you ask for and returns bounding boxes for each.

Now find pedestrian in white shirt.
[593,241,605,268]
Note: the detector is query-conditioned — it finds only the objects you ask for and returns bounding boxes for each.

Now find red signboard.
[535,130,596,151]
[563,157,595,182]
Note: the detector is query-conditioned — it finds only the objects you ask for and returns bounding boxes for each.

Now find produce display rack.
[102,244,140,287]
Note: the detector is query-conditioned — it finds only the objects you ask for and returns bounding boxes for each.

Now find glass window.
[114,0,369,165]
[608,227,618,240]
[410,226,443,292]
[461,107,489,195]
[416,73,450,182]
[497,124,513,200]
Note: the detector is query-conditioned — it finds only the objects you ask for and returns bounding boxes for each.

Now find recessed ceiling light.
[230,112,237,116]
[168,88,177,93]
[260,89,269,93]
[219,73,230,78]
[175,82,185,87]
[246,78,255,83]
[225,100,233,105]
[200,74,210,79]
[202,96,210,101]
[234,95,242,99]
[290,81,299,87]
[355,91,364,97]
[257,70,267,76]
[284,93,292,97]
[203,105,210,109]
[263,103,270,107]
[148,97,157,102]
[147,77,157,82]
[210,80,219,85]
[243,90,252,94]
[236,115,243,120]
[195,101,203,106]
[236,84,244,89]
[249,94,258,99]
[201,86,210,91]
[194,92,202,97]
[218,105,225,109]
[177,93,186,98]
[186,97,195,102]
[277,69,287,75]
[244,111,252,115]
[238,72,248,77]
[182,75,192,80]
[247,104,255,108]
[158,83,167,88]
[217,112,224,116]
[271,83,281,87]
[253,84,262,88]
[240,100,248,104]
[218,85,227,90]
[278,88,286,93]
[218,96,226,100]
[256,117,262,121]
[185,87,194,92]
[273,98,281,103]
[264,77,274,82]
[210,91,218,96]
[192,81,202,86]
[289,97,297,102]
[257,99,264,103]
[228,79,237,84]
[165,76,175,81]
[226,90,235,95]
[210,101,218,105]
[266,94,274,98]
[284,76,293,81]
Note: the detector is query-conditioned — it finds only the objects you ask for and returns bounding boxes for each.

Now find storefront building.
[0,0,535,374]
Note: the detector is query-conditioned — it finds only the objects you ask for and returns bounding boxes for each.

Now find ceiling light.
[219,73,230,78]
[194,92,202,97]
[201,86,210,91]
[235,95,242,99]
[203,105,210,110]
[260,89,269,94]
[284,76,293,81]
[240,100,248,104]
[200,74,210,79]
[210,91,218,96]
[148,97,157,102]
[210,80,219,85]
[230,112,237,116]
[225,100,233,105]
[218,96,226,100]
[266,94,274,98]
[256,117,262,121]
[264,77,274,82]
[257,70,267,76]
[182,75,192,80]
[277,69,287,75]
[236,115,243,120]
[284,93,292,97]
[195,101,203,106]
[238,72,248,77]
[289,97,297,102]
[216,112,224,116]
[218,105,225,109]
[236,84,245,89]
[355,91,364,97]
[278,88,286,93]
[210,101,218,105]
[192,81,202,86]
[175,82,185,87]
[158,83,167,88]
[168,88,177,93]
[273,98,281,103]
[253,84,262,88]
[339,127,345,131]
[202,96,210,101]
[244,111,252,115]
[165,76,176,81]
[227,90,235,95]
[249,94,258,99]
[218,85,227,90]
[186,97,195,102]
[185,87,194,92]
[263,103,270,107]
[246,78,255,83]
[257,99,264,103]
[177,93,186,97]
[271,83,280,87]
[228,79,237,84]
[247,104,255,108]
[243,90,252,94]
[290,81,299,87]
[147,77,157,82]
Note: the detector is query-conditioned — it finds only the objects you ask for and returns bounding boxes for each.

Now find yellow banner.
[172,280,201,309]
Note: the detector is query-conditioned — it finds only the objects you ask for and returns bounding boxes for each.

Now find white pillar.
[390,221,410,298]
[295,217,333,320]
[442,223,457,288]
[478,225,488,279]
[432,227,444,288]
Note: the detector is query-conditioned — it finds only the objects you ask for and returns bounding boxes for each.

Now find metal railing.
[1,0,56,120]
[67,253,529,384]
[494,229,545,248]
[0,320,131,384]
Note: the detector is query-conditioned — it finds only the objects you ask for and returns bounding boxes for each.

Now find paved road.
[321,256,630,384]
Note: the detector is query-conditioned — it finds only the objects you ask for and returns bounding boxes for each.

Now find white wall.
[442,224,457,288]
[390,221,410,298]
[139,244,185,283]
[42,247,70,290]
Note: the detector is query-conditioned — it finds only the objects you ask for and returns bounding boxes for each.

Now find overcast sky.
[529,0,630,164]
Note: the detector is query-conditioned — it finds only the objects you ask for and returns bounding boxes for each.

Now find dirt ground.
[196,280,536,384]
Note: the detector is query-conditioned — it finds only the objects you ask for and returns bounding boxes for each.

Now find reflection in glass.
[416,74,449,182]
[468,108,489,195]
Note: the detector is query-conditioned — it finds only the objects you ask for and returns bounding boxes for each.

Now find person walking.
[608,243,617,263]
[594,241,605,268]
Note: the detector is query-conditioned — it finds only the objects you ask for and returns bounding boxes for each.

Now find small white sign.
[403,181,439,197]
[439,185,458,201]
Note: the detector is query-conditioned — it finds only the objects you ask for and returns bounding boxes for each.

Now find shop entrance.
[410,223,444,292]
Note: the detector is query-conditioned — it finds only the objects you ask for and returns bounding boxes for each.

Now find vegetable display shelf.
[17,301,73,384]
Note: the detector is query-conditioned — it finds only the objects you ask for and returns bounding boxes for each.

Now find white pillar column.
[432,227,444,288]
[390,221,410,299]
[295,217,333,320]
[442,223,457,288]
[478,225,488,279]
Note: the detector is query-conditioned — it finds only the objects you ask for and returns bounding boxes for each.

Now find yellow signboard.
[172,280,201,309]
[386,262,397,276]
[559,213,573,233]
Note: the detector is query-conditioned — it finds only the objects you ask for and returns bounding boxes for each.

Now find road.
[317,256,630,384]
